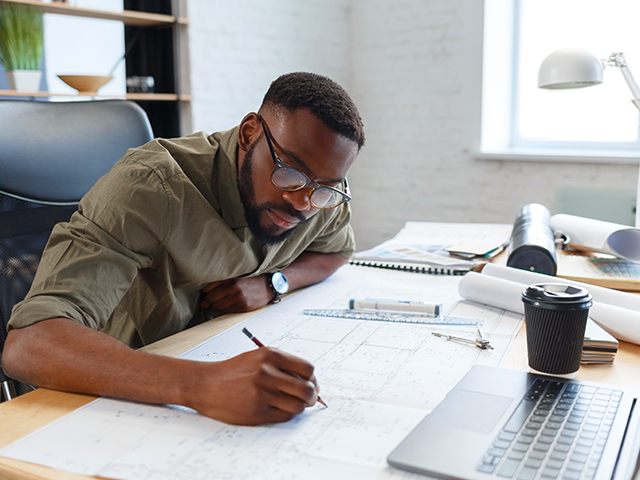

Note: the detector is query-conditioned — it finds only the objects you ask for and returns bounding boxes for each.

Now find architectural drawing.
[0,265,523,480]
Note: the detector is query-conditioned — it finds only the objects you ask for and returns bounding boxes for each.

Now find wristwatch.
[268,271,289,303]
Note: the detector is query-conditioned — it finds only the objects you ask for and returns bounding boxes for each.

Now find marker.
[242,328,327,408]
[348,298,441,316]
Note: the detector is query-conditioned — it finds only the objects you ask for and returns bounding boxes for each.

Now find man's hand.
[200,276,272,313]
[187,347,320,425]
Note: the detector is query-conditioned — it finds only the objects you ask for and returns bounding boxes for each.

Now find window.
[481,0,640,161]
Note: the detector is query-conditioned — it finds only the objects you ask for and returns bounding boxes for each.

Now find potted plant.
[0,3,44,92]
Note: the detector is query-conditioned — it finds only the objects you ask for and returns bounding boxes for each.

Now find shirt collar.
[211,126,247,230]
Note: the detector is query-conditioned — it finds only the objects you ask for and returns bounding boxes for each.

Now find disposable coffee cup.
[522,283,592,378]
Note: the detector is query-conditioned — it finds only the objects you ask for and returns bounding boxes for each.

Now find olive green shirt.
[8,127,355,348]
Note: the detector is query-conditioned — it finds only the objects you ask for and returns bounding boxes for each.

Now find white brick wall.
[187,0,638,251]
[187,0,351,133]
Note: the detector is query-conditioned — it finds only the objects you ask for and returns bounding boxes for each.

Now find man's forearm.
[3,318,190,405]
[2,317,321,425]
[281,252,348,291]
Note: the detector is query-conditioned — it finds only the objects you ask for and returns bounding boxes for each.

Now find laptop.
[388,366,640,480]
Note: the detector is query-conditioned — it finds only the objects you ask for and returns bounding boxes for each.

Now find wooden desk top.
[1,303,639,479]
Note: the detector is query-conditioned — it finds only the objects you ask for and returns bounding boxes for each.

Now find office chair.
[0,99,154,402]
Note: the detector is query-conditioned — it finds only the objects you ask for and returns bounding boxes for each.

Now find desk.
[2,292,640,479]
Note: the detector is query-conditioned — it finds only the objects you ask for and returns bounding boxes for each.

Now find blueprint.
[0,265,524,480]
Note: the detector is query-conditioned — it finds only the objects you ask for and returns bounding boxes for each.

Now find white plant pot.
[6,70,42,92]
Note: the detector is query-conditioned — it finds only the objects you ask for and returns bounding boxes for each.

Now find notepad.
[350,222,512,275]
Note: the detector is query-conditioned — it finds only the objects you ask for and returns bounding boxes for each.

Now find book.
[556,251,640,292]
[582,318,618,364]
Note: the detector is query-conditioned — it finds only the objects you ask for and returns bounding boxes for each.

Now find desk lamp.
[538,48,640,227]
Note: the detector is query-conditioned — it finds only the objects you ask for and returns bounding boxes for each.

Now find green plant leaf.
[0,2,44,71]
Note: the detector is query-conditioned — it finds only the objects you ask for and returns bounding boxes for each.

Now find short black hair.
[261,72,365,150]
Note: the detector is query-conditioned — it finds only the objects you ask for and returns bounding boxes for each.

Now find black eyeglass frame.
[257,115,351,210]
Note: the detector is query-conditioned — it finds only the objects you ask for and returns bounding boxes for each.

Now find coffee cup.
[522,283,592,378]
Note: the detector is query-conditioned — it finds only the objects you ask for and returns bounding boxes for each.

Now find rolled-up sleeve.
[8,156,170,332]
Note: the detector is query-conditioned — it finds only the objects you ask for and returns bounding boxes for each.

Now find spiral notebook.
[349,256,476,275]
[350,222,512,276]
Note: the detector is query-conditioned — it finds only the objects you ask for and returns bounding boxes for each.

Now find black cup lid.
[522,283,593,311]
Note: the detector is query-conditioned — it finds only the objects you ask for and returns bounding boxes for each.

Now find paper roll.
[550,214,640,262]
[458,272,525,314]
[589,303,640,345]
[481,263,640,312]
[458,264,640,345]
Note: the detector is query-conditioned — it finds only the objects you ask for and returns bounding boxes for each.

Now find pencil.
[241,327,328,408]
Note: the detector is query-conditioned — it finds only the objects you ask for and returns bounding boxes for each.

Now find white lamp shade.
[538,48,603,89]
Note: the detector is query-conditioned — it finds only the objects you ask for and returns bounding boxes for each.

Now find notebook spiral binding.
[349,260,469,276]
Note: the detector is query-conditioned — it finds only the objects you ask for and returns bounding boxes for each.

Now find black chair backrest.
[0,100,153,398]
[0,99,153,202]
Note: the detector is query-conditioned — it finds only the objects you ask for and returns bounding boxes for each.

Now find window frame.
[478,0,640,163]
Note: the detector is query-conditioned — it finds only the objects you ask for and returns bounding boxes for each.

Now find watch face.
[271,272,289,295]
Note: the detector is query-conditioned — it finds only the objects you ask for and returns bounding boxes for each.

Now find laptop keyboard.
[476,378,622,480]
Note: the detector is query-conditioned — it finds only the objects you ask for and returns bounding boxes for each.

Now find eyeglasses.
[258,115,351,210]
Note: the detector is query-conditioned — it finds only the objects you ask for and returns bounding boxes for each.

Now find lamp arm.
[612,53,640,227]
[607,53,640,111]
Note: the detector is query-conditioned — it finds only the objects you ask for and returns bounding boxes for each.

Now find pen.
[242,328,328,408]
[349,298,442,316]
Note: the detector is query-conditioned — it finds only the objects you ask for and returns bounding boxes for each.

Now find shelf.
[0,90,192,101]
[126,93,192,101]
[0,0,192,135]
[0,0,189,27]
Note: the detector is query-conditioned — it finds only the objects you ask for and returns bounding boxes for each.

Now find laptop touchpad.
[430,389,513,434]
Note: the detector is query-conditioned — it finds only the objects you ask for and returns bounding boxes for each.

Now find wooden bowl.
[57,75,113,93]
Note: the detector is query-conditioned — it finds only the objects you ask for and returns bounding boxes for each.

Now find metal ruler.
[301,309,480,325]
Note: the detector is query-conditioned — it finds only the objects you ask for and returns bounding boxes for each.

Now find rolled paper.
[551,214,640,262]
[458,272,525,314]
[589,303,640,345]
[481,263,640,312]
[458,264,640,345]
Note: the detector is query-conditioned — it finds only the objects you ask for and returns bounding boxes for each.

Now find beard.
[237,141,307,246]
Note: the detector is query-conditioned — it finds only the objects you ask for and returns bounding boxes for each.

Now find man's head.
[237,72,365,246]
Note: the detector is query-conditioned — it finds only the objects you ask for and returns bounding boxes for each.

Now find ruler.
[301,309,480,325]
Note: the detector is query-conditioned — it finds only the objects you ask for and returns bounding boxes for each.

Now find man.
[2,72,365,426]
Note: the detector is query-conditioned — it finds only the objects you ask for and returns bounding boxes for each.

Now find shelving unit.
[0,0,191,137]
[1,0,188,26]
